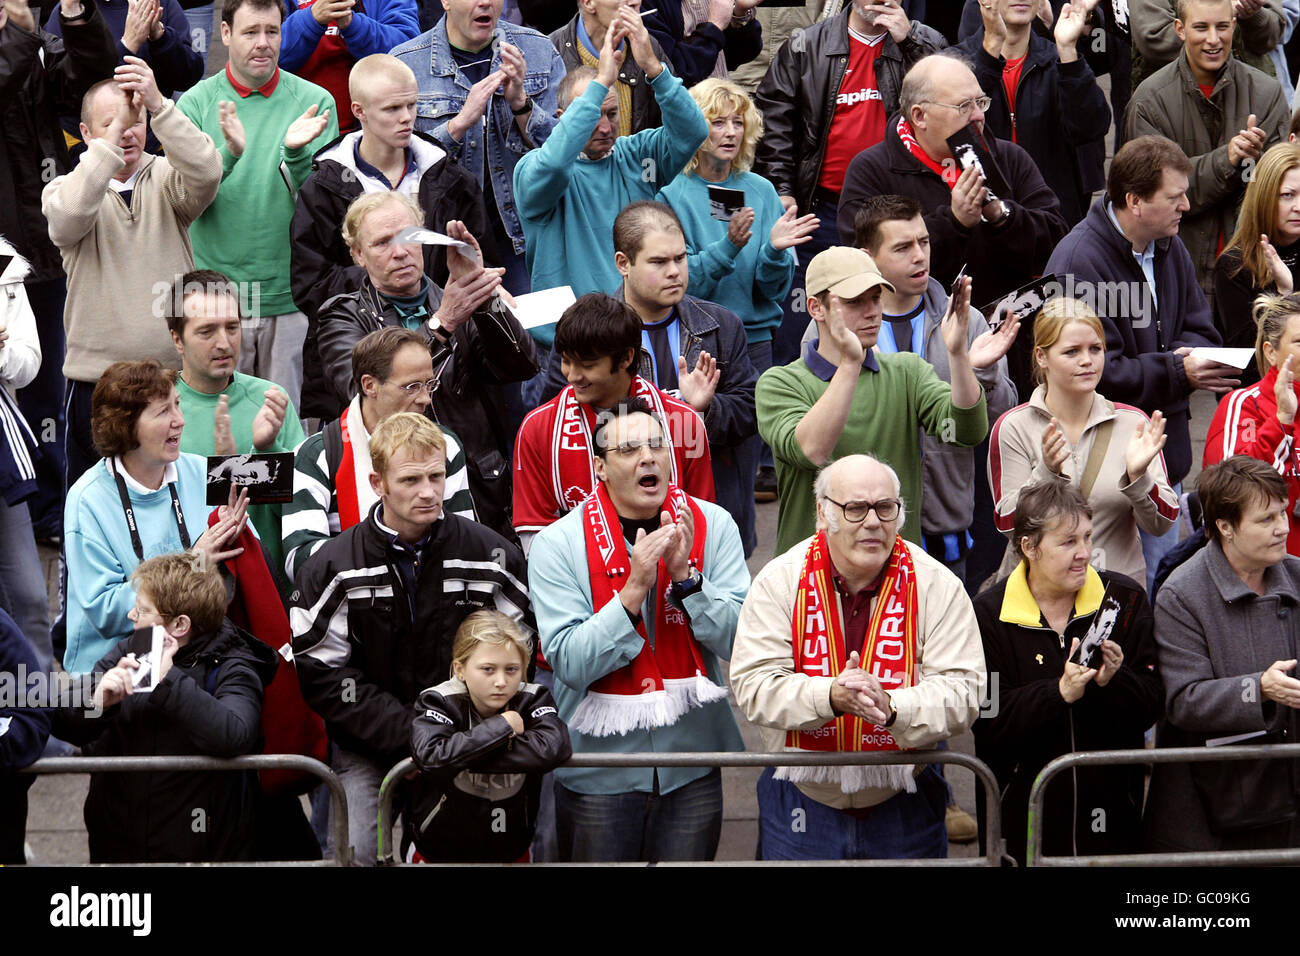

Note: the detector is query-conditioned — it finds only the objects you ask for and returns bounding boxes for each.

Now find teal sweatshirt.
[513,65,707,346]
[177,69,337,317]
[657,169,794,344]
[757,346,989,555]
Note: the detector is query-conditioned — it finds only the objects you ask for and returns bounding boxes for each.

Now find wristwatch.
[427,314,450,340]
[670,568,703,601]
[883,693,898,728]
[983,200,1011,225]
[511,96,533,116]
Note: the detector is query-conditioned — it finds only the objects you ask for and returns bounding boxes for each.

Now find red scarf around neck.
[897,116,959,188]
[780,531,920,793]
[550,376,681,513]
[570,481,727,736]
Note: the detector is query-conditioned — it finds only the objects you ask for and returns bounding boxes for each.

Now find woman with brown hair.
[63,360,247,675]
[989,297,1178,584]
[1215,142,1300,386]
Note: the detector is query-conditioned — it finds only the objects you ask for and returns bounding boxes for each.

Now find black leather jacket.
[291,504,534,768]
[406,678,570,862]
[752,10,946,212]
[316,277,539,539]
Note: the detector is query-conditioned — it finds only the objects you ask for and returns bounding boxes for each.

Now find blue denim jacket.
[391,20,566,253]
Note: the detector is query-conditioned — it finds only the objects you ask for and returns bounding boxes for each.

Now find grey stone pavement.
[24,392,1217,864]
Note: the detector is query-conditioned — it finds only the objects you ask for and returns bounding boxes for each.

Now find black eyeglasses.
[824,497,902,523]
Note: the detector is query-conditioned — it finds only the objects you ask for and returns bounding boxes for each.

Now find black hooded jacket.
[56,619,278,863]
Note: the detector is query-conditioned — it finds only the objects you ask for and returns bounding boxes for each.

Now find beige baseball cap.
[805,246,896,299]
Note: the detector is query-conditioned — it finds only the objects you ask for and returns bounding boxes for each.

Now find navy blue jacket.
[642,4,761,87]
[0,609,51,864]
[1044,199,1222,485]
[955,31,1109,225]
[44,0,201,99]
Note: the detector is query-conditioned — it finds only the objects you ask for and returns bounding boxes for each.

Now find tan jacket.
[988,386,1180,583]
[41,98,221,383]
[730,536,986,810]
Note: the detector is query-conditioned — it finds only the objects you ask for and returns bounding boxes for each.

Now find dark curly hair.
[91,360,177,459]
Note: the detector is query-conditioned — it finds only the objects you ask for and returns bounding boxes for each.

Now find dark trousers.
[16,277,66,536]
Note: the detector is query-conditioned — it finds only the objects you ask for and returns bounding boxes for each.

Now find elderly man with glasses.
[837,53,1069,306]
[315,190,538,541]
[731,452,987,860]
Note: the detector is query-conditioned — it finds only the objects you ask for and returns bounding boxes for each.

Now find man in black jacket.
[538,201,759,555]
[956,0,1110,225]
[642,0,762,85]
[317,191,538,539]
[753,1,945,370]
[290,53,490,423]
[291,411,534,865]
[837,53,1068,306]
[1,0,117,539]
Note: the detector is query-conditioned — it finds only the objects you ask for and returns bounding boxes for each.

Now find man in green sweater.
[177,0,337,411]
[757,246,1017,554]
[167,269,306,586]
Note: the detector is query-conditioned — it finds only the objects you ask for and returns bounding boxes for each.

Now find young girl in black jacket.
[405,611,571,863]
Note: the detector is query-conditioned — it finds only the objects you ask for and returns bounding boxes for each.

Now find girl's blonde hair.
[1251,292,1300,376]
[1032,297,1106,388]
[450,610,531,677]
[1222,143,1300,289]
[686,78,763,176]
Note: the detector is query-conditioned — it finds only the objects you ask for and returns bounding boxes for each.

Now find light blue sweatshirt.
[512,65,707,346]
[64,454,212,675]
[658,169,794,344]
[528,496,748,795]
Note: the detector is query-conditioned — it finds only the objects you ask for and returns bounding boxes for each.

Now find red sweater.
[1204,365,1300,554]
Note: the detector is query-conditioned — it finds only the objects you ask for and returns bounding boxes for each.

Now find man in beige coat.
[42,55,220,490]
[1123,0,1289,299]
[730,453,985,860]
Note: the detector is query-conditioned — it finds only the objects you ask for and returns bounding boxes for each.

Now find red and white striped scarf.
[781,531,920,793]
[571,481,726,736]
[549,376,680,513]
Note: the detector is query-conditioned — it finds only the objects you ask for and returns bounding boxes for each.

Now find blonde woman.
[657,76,817,498]
[1215,143,1300,386]
[988,297,1178,584]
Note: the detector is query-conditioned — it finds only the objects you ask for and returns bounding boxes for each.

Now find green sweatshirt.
[177,68,337,317]
[757,348,989,555]
[177,371,307,584]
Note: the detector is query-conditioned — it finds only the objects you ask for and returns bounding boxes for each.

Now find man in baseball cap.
[755,244,1018,553]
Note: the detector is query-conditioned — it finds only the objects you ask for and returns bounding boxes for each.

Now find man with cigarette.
[316,191,537,538]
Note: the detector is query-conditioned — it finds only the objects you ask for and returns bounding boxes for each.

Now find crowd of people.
[4,0,1300,867]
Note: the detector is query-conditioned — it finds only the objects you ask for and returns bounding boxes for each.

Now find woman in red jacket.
[1204,292,1300,554]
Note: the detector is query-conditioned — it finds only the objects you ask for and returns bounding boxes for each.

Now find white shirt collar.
[111,456,179,494]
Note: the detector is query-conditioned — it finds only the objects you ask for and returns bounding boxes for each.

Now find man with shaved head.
[42,55,220,490]
[837,53,1068,307]
[290,53,490,422]
[730,453,986,860]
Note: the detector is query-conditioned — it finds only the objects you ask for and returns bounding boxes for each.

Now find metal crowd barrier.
[21,754,353,866]
[377,749,1006,866]
[1026,743,1300,866]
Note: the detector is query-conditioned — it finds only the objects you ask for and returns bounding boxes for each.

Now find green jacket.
[757,346,988,555]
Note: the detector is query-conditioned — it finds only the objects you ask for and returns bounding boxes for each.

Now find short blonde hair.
[450,610,531,678]
[686,78,763,176]
[348,53,416,107]
[1032,297,1106,387]
[369,411,446,479]
[341,191,424,250]
[1251,292,1300,376]
[131,553,227,635]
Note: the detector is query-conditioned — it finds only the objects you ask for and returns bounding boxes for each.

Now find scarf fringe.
[664,673,730,709]
[568,689,681,737]
[774,762,918,795]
